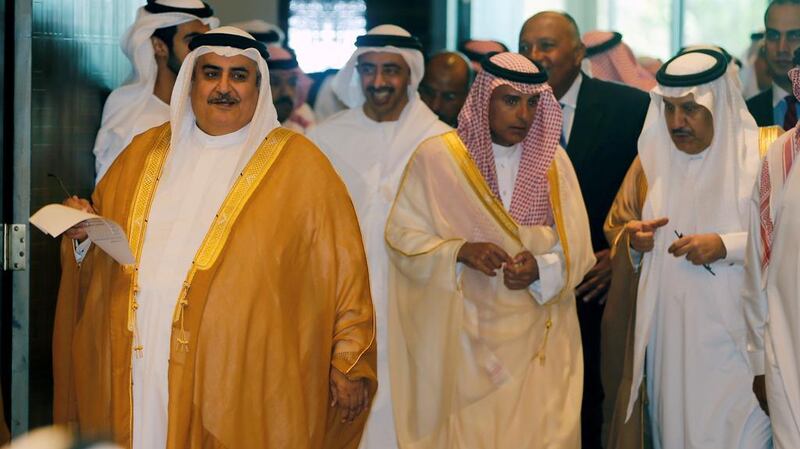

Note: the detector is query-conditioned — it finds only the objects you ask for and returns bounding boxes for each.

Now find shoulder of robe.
[554,145,572,161]
[98,122,171,190]
[125,122,170,157]
[280,128,324,159]
[551,146,575,174]
[758,125,785,158]
[276,128,346,179]
[408,130,458,166]
[275,127,313,154]
[308,107,357,134]
[418,130,454,153]
[630,156,648,203]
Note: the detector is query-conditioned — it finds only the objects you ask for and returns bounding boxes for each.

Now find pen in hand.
[673,230,716,276]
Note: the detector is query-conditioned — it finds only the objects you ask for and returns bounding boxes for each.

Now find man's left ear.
[574,44,586,68]
[152,36,169,60]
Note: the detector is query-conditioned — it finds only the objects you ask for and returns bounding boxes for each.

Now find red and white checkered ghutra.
[456,52,563,226]
[583,31,656,92]
[758,67,800,270]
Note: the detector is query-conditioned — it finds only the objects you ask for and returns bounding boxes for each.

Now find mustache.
[208,92,239,105]
[670,127,694,137]
[367,86,395,95]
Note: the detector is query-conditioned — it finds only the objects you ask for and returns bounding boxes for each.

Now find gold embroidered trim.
[125,126,172,356]
[547,160,570,278]
[443,131,521,243]
[171,127,296,351]
[534,160,570,366]
[332,352,360,364]
[759,126,784,158]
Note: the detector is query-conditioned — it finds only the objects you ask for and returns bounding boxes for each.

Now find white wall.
[212,0,279,26]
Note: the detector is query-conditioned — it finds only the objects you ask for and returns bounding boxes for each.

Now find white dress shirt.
[559,73,583,145]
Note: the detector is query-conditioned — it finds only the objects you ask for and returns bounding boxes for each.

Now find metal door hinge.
[3,224,26,271]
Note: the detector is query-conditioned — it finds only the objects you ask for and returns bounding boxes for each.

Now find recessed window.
[597,0,672,60]
[682,0,763,57]
[471,0,566,52]
[470,0,768,61]
[288,0,367,72]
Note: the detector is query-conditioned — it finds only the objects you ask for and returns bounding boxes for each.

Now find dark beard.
[273,96,294,123]
[166,49,182,76]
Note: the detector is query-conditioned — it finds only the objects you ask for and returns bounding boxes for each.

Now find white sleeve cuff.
[720,232,747,266]
[528,243,566,305]
[629,246,643,273]
[73,238,92,264]
[747,348,766,376]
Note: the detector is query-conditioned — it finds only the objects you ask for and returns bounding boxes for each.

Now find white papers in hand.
[30,204,135,265]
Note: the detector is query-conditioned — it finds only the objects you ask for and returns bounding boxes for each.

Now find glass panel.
[683,0,767,58]
[597,0,672,60]
[27,0,144,429]
[470,0,565,52]
[287,0,367,72]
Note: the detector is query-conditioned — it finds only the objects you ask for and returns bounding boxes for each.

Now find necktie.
[783,95,798,131]
[559,102,567,148]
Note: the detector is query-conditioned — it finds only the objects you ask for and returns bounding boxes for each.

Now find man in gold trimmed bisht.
[385,52,595,448]
[54,27,376,449]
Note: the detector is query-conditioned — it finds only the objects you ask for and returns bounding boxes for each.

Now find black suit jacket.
[746,88,774,127]
[566,75,650,252]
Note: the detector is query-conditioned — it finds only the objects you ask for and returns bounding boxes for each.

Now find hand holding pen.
[49,173,95,241]
[668,230,721,276]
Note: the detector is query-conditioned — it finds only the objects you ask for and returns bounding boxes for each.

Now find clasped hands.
[625,217,727,265]
[457,242,539,290]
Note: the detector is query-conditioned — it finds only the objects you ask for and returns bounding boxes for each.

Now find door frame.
[9,0,31,436]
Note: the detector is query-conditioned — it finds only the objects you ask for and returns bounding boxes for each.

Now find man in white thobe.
[625,49,772,449]
[92,0,218,183]
[307,24,450,449]
[744,49,800,449]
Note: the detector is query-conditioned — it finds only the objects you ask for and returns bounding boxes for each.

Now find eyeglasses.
[47,173,72,198]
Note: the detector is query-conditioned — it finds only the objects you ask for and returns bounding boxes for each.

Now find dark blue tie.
[559,102,567,148]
